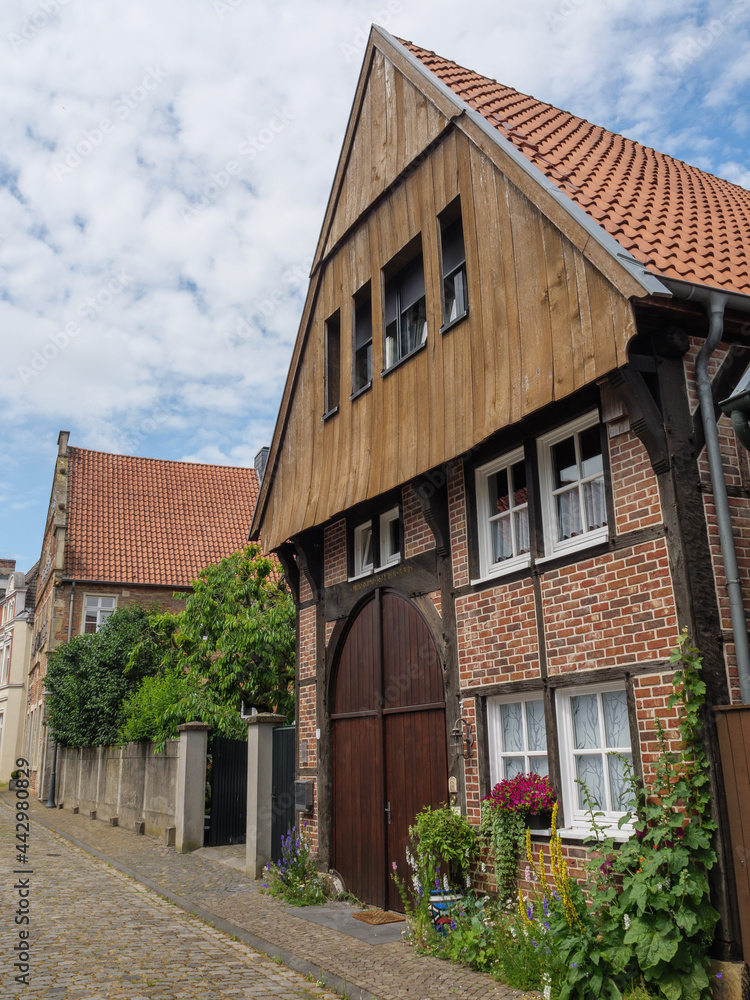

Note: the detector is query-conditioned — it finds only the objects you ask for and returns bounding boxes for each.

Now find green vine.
[480,803,527,901]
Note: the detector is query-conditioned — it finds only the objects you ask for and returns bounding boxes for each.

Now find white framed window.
[379,508,401,567]
[83,595,117,634]
[538,412,608,558]
[0,712,4,754]
[557,682,634,832]
[475,448,530,580]
[0,643,11,685]
[487,695,548,788]
[440,208,468,328]
[352,522,374,579]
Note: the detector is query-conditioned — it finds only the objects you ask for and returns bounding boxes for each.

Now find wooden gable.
[254,32,649,553]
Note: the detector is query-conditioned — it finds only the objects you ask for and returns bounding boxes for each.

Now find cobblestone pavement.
[7,795,526,1000]
[0,796,341,999]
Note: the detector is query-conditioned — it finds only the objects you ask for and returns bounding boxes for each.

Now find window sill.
[440,309,469,336]
[321,404,339,422]
[350,382,372,402]
[381,340,427,379]
[348,569,374,583]
[536,528,609,564]
[555,825,633,843]
[470,556,531,587]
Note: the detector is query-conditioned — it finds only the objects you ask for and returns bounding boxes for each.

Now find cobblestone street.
[0,796,340,1000]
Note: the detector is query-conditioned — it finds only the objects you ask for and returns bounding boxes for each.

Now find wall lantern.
[449,717,475,760]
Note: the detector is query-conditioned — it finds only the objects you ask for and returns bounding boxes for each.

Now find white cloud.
[0,0,748,561]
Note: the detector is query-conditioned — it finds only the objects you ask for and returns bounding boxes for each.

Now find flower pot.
[526,811,552,831]
[428,888,462,933]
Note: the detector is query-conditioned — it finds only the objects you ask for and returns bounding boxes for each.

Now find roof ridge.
[67,445,257,474]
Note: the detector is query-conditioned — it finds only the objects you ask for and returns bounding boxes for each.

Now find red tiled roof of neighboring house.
[64,448,258,587]
[403,41,750,297]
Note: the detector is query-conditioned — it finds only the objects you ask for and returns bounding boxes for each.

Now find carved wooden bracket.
[412,475,451,556]
[294,528,324,602]
[605,368,670,475]
[275,542,300,606]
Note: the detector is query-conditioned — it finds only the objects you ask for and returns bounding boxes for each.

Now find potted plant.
[410,804,478,933]
[480,773,556,900]
[8,770,22,791]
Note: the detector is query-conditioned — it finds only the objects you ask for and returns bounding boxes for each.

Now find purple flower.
[392,861,397,871]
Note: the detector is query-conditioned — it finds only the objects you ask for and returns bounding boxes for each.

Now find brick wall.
[428,590,442,617]
[608,428,662,533]
[298,685,317,770]
[632,671,682,783]
[298,606,316,681]
[448,460,469,588]
[402,484,435,558]
[541,539,678,674]
[462,697,481,825]
[456,579,539,686]
[299,572,313,604]
[324,520,347,587]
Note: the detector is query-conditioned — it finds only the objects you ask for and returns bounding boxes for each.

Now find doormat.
[352,909,405,925]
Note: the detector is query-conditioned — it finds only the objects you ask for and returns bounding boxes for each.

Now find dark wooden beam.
[412,474,451,556]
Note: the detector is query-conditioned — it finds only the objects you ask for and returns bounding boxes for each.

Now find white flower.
[481,862,486,873]
[623,914,631,930]
[443,875,449,891]
[465,874,471,888]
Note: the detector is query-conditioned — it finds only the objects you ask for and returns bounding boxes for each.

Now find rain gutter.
[662,277,750,703]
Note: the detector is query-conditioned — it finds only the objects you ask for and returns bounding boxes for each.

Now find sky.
[1,0,749,569]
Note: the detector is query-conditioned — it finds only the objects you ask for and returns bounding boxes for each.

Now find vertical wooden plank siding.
[260,92,638,552]
[715,706,750,962]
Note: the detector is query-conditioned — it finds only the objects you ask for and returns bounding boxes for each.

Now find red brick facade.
[403,485,436,558]
[456,580,539,685]
[323,520,347,587]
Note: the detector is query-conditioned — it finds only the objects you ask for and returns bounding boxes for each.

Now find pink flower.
[481,774,556,815]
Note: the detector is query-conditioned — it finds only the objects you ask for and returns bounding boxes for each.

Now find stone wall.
[56,740,180,842]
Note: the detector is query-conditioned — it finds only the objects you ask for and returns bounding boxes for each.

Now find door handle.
[385,801,391,825]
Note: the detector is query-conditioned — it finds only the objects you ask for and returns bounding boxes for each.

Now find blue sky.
[1,0,749,569]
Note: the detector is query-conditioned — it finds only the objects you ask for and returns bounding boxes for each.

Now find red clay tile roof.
[403,41,750,297]
[64,448,258,587]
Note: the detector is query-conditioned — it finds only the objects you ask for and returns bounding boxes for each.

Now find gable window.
[379,507,401,567]
[83,595,116,634]
[538,413,608,557]
[353,285,372,396]
[352,522,374,578]
[324,311,340,417]
[487,695,548,787]
[557,683,634,830]
[384,250,427,370]
[475,448,530,579]
[439,203,468,329]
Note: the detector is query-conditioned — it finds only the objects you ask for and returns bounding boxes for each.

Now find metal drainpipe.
[46,580,73,808]
[694,292,750,703]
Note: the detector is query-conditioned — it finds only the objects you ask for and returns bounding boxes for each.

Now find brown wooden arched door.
[331,590,448,910]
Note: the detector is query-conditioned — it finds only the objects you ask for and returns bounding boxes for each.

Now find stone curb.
[2,794,380,1000]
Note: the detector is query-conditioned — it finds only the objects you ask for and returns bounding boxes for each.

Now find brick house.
[28,430,260,798]
[250,28,750,957]
[0,561,38,781]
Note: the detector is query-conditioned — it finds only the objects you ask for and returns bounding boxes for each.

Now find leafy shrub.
[411,804,478,887]
[46,605,162,747]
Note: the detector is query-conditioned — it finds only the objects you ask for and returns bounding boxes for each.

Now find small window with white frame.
[83,595,117,634]
[487,695,548,787]
[475,448,530,579]
[352,522,374,579]
[538,413,608,558]
[379,508,401,567]
[557,682,634,831]
[1,643,10,685]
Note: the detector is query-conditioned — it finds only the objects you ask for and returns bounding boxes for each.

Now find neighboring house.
[28,430,260,798]
[250,28,750,960]
[0,562,38,781]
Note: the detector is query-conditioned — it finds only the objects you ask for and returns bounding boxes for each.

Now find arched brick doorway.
[331,589,448,910]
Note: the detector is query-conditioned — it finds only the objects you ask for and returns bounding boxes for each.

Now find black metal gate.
[271,725,296,865]
[208,735,247,847]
